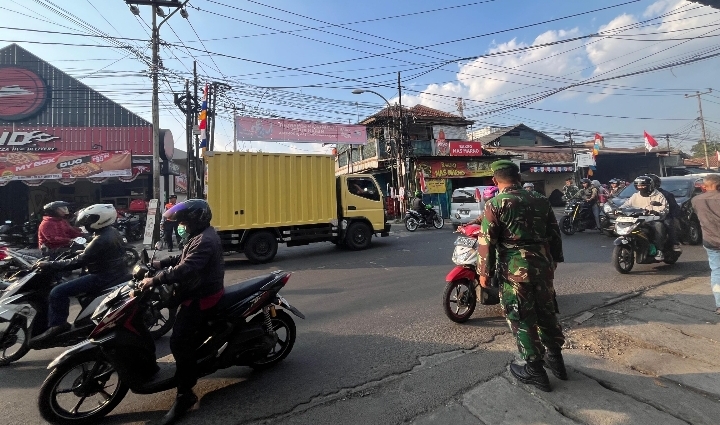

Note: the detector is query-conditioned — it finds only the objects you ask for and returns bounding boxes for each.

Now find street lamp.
[352,88,405,215]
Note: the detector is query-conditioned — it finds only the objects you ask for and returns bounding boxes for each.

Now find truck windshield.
[348,177,380,201]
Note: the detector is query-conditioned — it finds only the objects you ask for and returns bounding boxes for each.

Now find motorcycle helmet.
[164,199,212,235]
[633,176,654,197]
[482,186,499,201]
[523,182,534,190]
[414,190,422,197]
[43,201,71,217]
[580,178,591,185]
[76,204,117,231]
[609,178,619,185]
[646,173,661,189]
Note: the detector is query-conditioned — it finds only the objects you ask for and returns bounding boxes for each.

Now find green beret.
[490,159,519,173]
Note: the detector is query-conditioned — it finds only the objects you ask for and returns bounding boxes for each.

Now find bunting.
[199,84,208,156]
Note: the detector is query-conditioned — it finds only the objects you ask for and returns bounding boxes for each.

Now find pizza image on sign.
[69,162,102,178]
[2,152,40,165]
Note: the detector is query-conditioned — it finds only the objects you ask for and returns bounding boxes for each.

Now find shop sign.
[0,131,58,151]
[425,179,446,194]
[174,174,187,194]
[416,159,493,178]
[576,153,595,168]
[449,141,483,156]
[0,67,49,121]
[0,126,153,154]
[143,199,159,246]
[0,150,132,181]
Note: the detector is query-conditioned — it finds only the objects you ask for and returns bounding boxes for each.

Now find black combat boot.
[510,360,551,392]
[157,391,198,425]
[543,351,568,381]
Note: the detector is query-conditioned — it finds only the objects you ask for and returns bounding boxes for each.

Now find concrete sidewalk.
[412,274,720,425]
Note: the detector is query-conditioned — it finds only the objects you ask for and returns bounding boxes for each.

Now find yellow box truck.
[205,151,390,263]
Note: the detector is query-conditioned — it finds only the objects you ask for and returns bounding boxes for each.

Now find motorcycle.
[611,204,681,274]
[442,224,499,323]
[115,212,145,243]
[38,250,303,425]
[0,217,39,248]
[561,199,609,235]
[405,205,444,232]
[0,249,176,366]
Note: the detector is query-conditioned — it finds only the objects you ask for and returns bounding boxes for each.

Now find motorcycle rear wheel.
[38,354,128,425]
[249,310,296,370]
[612,245,634,274]
[443,279,477,323]
[432,215,444,229]
[405,217,418,232]
[560,216,575,235]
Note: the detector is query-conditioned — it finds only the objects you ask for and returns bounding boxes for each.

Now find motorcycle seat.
[215,274,276,312]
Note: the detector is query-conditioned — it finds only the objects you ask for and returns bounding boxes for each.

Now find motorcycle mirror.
[141,249,150,265]
[72,237,86,245]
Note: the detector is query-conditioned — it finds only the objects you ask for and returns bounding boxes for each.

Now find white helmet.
[76,204,117,230]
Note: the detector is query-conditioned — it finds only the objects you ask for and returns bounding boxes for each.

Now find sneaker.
[673,244,682,252]
[655,251,664,261]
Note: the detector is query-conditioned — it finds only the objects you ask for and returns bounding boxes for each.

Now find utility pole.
[565,131,578,182]
[665,134,671,150]
[685,89,712,169]
[232,104,238,152]
[397,71,407,212]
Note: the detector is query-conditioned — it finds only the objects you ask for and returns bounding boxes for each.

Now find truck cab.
[337,175,390,248]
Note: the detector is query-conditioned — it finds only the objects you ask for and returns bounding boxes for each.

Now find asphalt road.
[0,222,710,425]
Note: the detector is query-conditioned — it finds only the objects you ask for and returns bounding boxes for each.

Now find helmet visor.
[163,202,187,221]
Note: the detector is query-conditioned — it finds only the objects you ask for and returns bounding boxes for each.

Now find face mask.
[177,224,187,239]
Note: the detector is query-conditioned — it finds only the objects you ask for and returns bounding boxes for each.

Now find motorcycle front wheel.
[560,216,575,235]
[432,215,444,229]
[405,217,418,232]
[612,245,634,274]
[38,354,128,425]
[144,305,177,340]
[0,320,30,366]
[443,279,477,323]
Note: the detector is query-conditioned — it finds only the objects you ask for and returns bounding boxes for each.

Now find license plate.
[459,209,470,215]
[616,216,635,223]
[454,236,477,248]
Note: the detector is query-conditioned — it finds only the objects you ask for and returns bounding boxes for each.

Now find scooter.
[442,224,499,323]
[38,250,304,425]
[405,205,444,232]
[0,247,174,366]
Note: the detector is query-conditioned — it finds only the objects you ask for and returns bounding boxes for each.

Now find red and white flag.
[417,171,427,193]
[644,131,658,151]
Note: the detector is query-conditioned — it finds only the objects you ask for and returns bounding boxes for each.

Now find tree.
[689,130,720,158]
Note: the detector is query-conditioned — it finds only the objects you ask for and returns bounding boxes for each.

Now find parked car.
[604,175,703,245]
[450,186,494,226]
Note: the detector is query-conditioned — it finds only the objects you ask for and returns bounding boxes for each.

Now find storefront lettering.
[0,131,59,146]
[14,156,57,172]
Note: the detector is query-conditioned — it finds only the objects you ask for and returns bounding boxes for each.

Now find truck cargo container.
[205,152,390,263]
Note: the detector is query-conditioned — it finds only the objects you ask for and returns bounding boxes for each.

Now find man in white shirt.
[620,175,669,259]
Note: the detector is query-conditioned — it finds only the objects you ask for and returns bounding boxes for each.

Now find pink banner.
[235,117,366,145]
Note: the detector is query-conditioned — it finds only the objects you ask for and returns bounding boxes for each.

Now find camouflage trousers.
[499,279,565,362]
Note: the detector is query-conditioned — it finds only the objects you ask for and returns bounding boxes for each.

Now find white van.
[450,186,493,226]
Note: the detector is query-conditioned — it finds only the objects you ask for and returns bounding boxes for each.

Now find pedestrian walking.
[477,160,566,392]
[163,195,181,252]
[690,174,720,314]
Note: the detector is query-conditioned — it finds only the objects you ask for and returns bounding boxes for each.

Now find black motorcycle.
[115,213,145,242]
[405,206,444,231]
[561,200,609,235]
[0,217,39,248]
[38,250,303,424]
[0,251,176,366]
[611,205,681,274]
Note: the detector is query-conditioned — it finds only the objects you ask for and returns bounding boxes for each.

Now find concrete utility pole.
[685,89,712,168]
[565,131,578,182]
[232,104,238,152]
[665,134,671,150]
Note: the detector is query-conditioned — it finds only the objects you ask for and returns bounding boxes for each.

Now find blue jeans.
[591,203,601,228]
[705,247,720,308]
[48,272,123,327]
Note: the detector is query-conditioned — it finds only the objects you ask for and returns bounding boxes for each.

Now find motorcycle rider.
[37,201,84,257]
[523,182,535,192]
[619,176,670,259]
[411,190,433,223]
[608,179,624,198]
[562,177,580,202]
[580,178,601,230]
[34,204,127,342]
[646,173,682,251]
[140,199,225,425]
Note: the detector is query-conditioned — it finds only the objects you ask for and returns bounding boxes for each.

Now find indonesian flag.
[417,171,427,193]
[644,131,658,151]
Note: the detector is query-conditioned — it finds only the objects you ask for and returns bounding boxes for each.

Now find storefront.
[0,43,176,222]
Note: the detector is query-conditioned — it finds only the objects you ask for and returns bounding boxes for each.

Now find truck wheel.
[345,222,372,250]
[244,231,278,264]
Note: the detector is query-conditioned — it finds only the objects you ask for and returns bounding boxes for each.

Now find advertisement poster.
[425,178,447,194]
[416,160,494,178]
[449,141,483,156]
[235,117,366,145]
[174,173,188,194]
[0,150,131,181]
[143,199,159,246]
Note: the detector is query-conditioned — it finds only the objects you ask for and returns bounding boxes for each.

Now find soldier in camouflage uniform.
[477,160,567,392]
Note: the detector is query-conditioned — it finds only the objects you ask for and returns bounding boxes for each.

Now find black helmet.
[609,178,618,184]
[580,178,591,185]
[43,201,71,217]
[633,176,654,197]
[646,173,661,188]
[163,199,212,235]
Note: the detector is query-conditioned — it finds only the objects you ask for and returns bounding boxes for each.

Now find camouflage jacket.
[477,186,564,283]
[562,185,580,200]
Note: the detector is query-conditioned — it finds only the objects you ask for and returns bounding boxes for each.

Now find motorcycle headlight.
[603,204,613,214]
[615,223,637,235]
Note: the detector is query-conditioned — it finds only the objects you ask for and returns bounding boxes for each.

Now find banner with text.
[235,117,366,144]
[416,159,494,179]
[449,141,483,156]
[425,178,447,193]
[0,150,131,181]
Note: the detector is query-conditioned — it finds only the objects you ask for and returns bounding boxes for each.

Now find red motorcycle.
[442,224,499,323]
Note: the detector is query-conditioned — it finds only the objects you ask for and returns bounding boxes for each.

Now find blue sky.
[1,0,719,154]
